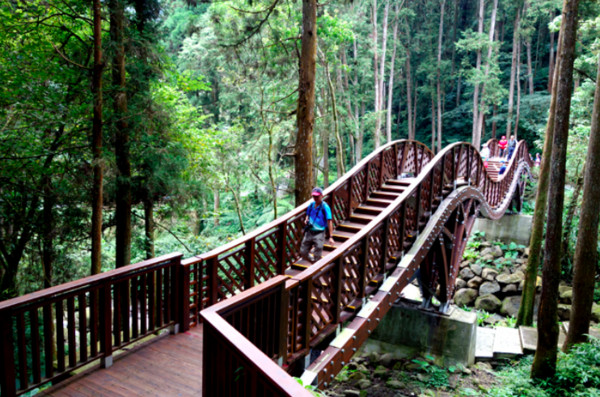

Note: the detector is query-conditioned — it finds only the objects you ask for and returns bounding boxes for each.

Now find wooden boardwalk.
[38,325,203,397]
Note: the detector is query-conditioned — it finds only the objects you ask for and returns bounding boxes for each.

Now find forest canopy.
[1,0,599,299]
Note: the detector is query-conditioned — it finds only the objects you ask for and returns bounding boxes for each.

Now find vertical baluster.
[399,202,407,255]
[112,281,121,346]
[55,300,65,372]
[359,237,370,299]
[278,282,289,364]
[381,218,390,271]
[42,304,54,378]
[139,273,147,334]
[78,293,87,363]
[209,257,219,305]
[0,310,17,396]
[178,261,190,332]
[164,266,171,325]
[67,296,76,367]
[121,279,130,343]
[90,289,99,357]
[156,269,163,328]
[30,309,41,384]
[16,312,28,391]
[148,271,156,330]
[131,277,139,338]
[276,223,287,274]
[99,285,113,368]
[245,238,256,290]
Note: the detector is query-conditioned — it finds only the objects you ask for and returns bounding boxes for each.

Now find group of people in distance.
[480,135,541,175]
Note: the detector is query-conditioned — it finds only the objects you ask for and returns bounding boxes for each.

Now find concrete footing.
[473,214,532,245]
[368,300,477,367]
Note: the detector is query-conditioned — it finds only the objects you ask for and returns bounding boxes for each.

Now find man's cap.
[312,187,323,196]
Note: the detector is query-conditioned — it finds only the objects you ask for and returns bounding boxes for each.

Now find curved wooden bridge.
[0,139,532,397]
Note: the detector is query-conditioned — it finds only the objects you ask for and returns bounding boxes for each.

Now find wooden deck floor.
[38,325,203,397]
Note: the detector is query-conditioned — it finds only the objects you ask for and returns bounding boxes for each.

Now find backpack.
[308,202,331,238]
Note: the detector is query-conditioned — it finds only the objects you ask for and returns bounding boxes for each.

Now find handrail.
[181,139,435,323]
[0,253,185,396]
[200,139,532,395]
[201,276,311,397]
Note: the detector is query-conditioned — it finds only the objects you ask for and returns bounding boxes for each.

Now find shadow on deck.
[38,325,203,397]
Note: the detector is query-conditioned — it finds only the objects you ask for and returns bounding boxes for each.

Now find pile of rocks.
[453,240,537,319]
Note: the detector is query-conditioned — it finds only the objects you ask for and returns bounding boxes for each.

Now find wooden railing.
[0,253,185,396]
[181,140,434,326]
[0,139,533,396]
[200,139,532,395]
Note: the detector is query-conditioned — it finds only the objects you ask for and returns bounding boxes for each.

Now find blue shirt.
[306,201,332,231]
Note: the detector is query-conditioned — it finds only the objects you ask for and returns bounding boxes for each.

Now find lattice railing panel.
[287,282,307,355]
[405,191,418,239]
[367,155,382,196]
[254,231,278,283]
[366,227,384,282]
[403,144,417,174]
[217,248,246,299]
[387,207,403,259]
[310,266,336,339]
[340,243,363,309]
[420,175,432,215]
[285,214,306,268]
[351,167,367,210]
[382,147,397,182]
[332,182,350,228]
[458,147,468,179]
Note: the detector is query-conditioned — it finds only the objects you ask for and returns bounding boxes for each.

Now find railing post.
[0,310,16,397]
[100,284,113,368]
[245,238,256,289]
[379,151,385,188]
[178,260,190,333]
[347,176,355,218]
[332,257,343,324]
[278,281,289,364]
[276,222,287,274]
[209,257,219,305]
[359,236,370,299]
[380,219,390,272]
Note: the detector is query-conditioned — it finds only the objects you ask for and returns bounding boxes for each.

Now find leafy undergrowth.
[321,337,600,397]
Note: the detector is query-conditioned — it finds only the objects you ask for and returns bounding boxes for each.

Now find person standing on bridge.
[507,135,516,160]
[498,135,508,158]
[300,187,335,263]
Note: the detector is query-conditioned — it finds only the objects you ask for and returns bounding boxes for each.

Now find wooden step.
[355,205,384,216]
[366,198,394,207]
[350,213,376,224]
[387,178,415,186]
[371,191,399,201]
[332,230,356,240]
[291,259,313,271]
[338,221,366,232]
[380,184,407,193]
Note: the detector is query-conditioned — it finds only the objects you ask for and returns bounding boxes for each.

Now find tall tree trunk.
[514,39,522,139]
[295,0,317,205]
[548,12,555,92]
[319,90,330,187]
[372,0,381,147]
[471,0,484,148]
[563,55,600,351]
[42,176,54,288]
[474,0,499,149]
[561,165,583,273]
[91,0,104,275]
[517,9,565,328]
[405,51,414,140]
[111,0,131,269]
[526,37,534,95]
[321,54,345,177]
[436,0,446,153]
[531,0,579,379]
[213,190,220,226]
[431,93,436,150]
[506,8,520,139]
[143,198,155,259]
[491,104,498,139]
[386,6,399,142]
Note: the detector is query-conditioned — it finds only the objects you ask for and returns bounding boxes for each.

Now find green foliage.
[489,338,600,396]
[411,355,451,389]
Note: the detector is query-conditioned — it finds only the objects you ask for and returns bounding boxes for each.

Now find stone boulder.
[455,278,467,289]
[559,286,573,304]
[502,284,518,294]
[470,264,483,276]
[479,281,500,295]
[482,268,498,281]
[454,288,478,307]
[497,271,524,285]
[557,304,571,321]
[459,268,475,280]
[500,296,521,317]
[467,276,483,289]
[475,294,502,313]
[592,303,600,323]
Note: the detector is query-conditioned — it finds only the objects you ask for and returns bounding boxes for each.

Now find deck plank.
[38,325,204,397]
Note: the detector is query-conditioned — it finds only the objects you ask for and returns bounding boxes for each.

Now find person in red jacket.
[498,135,508,158]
